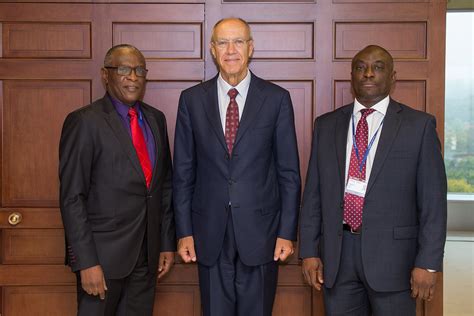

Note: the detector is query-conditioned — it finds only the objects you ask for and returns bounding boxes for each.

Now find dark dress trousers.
[59,96,176,314]
[300,99,447,314]
[173,73,301,315]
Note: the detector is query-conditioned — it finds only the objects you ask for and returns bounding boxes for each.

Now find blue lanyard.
[351,113,384,174]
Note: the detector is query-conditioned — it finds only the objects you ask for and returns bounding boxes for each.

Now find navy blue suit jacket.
[299,99,447,292]
[173,73,301,266]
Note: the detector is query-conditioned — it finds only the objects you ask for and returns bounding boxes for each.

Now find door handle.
[8,212,22,226]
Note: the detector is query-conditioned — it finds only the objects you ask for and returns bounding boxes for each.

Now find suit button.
[225,153,230,160]
[228,179,234,185]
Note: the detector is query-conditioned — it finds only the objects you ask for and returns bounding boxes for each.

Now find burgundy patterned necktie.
[343,108,375,230]
[225,88,239,154]
[129,107,152,188]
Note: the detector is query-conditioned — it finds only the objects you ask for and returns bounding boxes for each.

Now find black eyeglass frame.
[104,66,148,77]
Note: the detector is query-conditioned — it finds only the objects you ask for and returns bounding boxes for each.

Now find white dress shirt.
[217,70,251,133]
[344,96,390,185]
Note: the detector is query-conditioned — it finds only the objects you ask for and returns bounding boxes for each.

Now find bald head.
[211,18,253,43]
[350,45,396,108]
[352,45,394,73]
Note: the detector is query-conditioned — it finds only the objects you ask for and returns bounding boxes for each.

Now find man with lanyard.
[299,45,447,315]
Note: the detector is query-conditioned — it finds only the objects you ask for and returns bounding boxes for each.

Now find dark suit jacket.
[59,95,176,279]
[299,99,447,292]
[173,73,301,267]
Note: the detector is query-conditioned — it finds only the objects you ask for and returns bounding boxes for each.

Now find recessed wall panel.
[250,23,313,59]
[2,229,64,264]
[273,286,312,316]
[143,81,200,156]
[2,80,91,207]
[3,286,76,316]
[3,23,91,58]
[113,23,202,59]
[335,22,427,59]
[273,81,313,184]
[154,286,201,316]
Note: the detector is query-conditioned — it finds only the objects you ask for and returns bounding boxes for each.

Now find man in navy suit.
[299,45,447,315]
[173,18,301,315]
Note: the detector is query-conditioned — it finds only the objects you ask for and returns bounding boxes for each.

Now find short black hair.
[103,44,145,66]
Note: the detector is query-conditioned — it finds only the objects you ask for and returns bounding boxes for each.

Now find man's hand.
[158,251,175,279]
[80,265,107,300]
[178,236,197,263]
[302,257,324,291]
[411,267,437,301]
[273,238,295,262]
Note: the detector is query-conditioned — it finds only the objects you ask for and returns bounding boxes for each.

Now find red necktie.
[225,88,239,154]
[343,108,375,230]
[129,107,152,188]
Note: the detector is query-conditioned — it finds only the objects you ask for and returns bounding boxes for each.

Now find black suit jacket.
[59,96,176,279]
[300,99,447,291]
[173,73,301,266]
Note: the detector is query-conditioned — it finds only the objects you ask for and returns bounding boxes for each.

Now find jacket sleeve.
[173,92,196,239]
[159,113,177,251]
[59,111,99,272]
[274,90,302,241]
[299,118,323,258]
[414,116,447,271]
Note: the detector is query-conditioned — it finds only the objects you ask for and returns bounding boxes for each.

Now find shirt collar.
[108,93,141,119]
[353,95,389,116]
[217,69,251,99]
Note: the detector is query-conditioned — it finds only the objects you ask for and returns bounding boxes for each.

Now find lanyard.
[351,113,384,173]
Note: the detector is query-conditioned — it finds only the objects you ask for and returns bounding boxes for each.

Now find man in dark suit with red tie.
[299,45,447,315]
[173,18,301,315]
[59,44,175,316]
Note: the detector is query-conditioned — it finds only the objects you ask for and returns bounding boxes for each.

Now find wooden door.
[0,2,204,315]
[0,1,445,315]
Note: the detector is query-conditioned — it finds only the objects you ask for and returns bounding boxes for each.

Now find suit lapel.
[100,96,146,185]
[366,99,402,195]
[202,76,228,151]
[336,105,353,193]
[234,73,265,147]
[140,103,162,189]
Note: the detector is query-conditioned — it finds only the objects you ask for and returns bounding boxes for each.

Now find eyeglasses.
[212,38,251,50]
[105,66,148,77]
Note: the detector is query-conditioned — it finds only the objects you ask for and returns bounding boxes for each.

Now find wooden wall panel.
[250,23,314,59]
[113,23,202,59]
[144,81,200,155]
[2,229,64,264]
[273,286,312,316]
[2,22,91,59]
[2,80,90,207]
[275,81,313,186]
[334,80,426,111]
[154,286,201,316]
[3,286,76,316]
[334,22,427,60]
[0,1,445,315]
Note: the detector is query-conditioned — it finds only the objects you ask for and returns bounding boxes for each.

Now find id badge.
[345,177,367,197]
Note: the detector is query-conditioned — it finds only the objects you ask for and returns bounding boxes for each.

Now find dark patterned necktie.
[343,108,375,230]
[225,88,239,154]
[129,107,152,188]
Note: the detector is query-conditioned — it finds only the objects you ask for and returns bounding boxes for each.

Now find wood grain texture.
[3,22,91,58]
